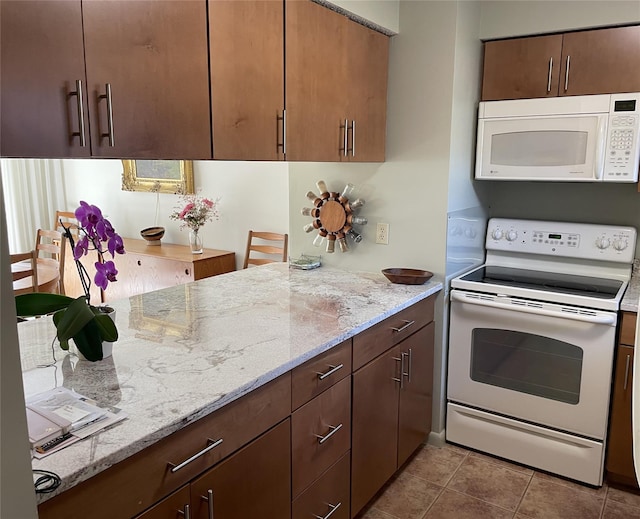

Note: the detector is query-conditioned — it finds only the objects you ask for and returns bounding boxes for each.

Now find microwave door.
[475,114,607,181]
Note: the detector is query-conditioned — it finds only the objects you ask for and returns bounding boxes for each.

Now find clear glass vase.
[189,228,203,254]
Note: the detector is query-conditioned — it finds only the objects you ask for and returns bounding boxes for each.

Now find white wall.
[329,0,400,34]
[480,0,640,40]
[0,178,38,519]
[61,160,289,270]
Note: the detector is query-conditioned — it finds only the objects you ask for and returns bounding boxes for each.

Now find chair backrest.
[243,230,288,269]
[11,250,38,294]
[54,210,79,236]
[35,229,65,294]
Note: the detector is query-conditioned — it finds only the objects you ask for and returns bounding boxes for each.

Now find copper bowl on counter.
[140,226,165,245]
[382,268,433,285]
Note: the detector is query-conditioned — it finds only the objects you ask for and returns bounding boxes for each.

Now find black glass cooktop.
[460,265,623,299]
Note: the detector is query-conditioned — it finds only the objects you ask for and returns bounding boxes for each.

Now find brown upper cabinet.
[482,25,640,101]
[1,0,212,159]
[286,0,389,162]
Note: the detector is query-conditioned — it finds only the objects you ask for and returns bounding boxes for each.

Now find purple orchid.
[94,261,118,291]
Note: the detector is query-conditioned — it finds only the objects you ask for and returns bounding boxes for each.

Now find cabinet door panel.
[286,0,348,161]
[1,0,90,158]
[481,34,563,101]
[209,0,284,160]
[398,323,434,467]
[560,26,640,97]
[190,419,291,519]
[606,344,637,486]
[351,345,401,517]
[346,19,389,162]
[134,485,189,519]
[82,0,211,159]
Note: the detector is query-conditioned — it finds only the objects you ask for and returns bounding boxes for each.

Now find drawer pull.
[177,504,190,519]
[393,356,405,389]
[316,363,344,381]
[313,502,342,519]
[200,489,214,519]
[315,423,343,445]
[624,354,632,391]
[391,320,415,333]
[168,438,223,473]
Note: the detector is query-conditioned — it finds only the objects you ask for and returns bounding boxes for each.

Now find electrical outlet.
[376,223,389,244]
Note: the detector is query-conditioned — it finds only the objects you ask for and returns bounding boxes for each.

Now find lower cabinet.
[351,321,435,517]
[606,311,637,488]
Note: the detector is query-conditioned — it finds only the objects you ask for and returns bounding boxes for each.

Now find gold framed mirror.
[121,160,195,194]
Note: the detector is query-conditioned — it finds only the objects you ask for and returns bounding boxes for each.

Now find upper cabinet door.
[82,1,211,159]
[346,20,389,162]
[481,34,563,101]
[285,0,349,162]
[1,1,91,158]
[209,1,284,160]
[559,26,640,97]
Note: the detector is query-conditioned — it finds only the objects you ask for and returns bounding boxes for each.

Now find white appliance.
[475,93,640,182]
[447,218,637,486]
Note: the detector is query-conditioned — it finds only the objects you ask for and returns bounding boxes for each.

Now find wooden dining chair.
[11,250,38,294]
[243,231,288,269]
[54,210,79,235]
[34,229,65,294]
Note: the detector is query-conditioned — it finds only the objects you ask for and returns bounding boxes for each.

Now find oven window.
[470,328,583,404]
[490,130,588,167]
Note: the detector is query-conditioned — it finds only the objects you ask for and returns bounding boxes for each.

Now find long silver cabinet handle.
[69,79,86,146]
[343,118,348,157]
[352,119,356,157]
[391,320,415,333]
[393,356,404,389]
[547,57,553,93]
[98,83,115,146]
[178,504,190,519]
[168,438,223,473]
[406,348,412,383]
[624,354,632,391]
[314,502,342,519]
[564,55,570,92]
[277,110,286,156]
[200,489,214,519]
[315,423,343,444]
[316,363,344,381]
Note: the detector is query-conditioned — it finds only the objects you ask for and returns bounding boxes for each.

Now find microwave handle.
[594,115,608,180]
[450,291,616,325]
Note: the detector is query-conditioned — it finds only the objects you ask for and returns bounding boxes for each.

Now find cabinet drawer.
[38,373,291,519]
[134,485,190,519]
[619,312,636,347]
[292,376,351,497]
[353,296,434,370]
[292,452,350,519]
[292,339,352,411]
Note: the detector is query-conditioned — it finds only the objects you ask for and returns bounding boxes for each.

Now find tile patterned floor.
[356,443,640,519]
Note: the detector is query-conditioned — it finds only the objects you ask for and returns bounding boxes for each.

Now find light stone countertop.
[20,263,442,503]
[620,259,640,312]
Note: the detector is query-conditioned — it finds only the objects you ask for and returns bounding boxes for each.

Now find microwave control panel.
[603,93,640,182]
[486,218,637,263]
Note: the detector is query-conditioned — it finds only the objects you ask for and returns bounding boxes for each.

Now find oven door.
[448,290,617,440]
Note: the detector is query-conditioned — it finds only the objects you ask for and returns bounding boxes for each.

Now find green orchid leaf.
[55,297,95,341]
[72,318,104,361]
[15,293,74,317]
[93,310,118,342]
[52,311,70,350]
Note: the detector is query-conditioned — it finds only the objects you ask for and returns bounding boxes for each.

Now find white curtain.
[0,159,68,253]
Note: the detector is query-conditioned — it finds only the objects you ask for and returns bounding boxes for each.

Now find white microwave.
[475,93,640,182]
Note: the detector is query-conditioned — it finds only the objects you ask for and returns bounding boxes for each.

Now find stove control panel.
[486,218,637,263]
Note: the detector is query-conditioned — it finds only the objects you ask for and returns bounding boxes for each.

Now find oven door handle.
[451,292,616,325]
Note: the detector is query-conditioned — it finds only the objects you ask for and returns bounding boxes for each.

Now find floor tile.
[425,489,515,519]
[372,471,443,519]
[468,450,534,476]
[516,478,604,519]
[607,485,640,508]
[357,506,398,519]
[601,498,640,518]
[532,471,608,497]
[403,443,468,486]
[446,455,531,511]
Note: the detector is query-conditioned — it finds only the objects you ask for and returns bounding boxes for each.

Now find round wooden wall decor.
[302,180,367,253]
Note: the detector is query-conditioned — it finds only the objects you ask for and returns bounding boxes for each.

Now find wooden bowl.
[382,268,433,285]
[140,226,165,244]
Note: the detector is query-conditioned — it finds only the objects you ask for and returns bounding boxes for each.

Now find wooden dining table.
[12,258,60,295]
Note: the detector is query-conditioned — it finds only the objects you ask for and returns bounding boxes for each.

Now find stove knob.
[506,230,518,241]
[596,237,610,249]
[613,239,628,251]
[491,229,504,240]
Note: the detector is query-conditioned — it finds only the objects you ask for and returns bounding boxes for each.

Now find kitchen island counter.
[18,263,442,503]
